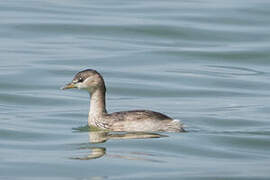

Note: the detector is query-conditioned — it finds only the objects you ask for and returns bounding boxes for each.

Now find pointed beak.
[61,82,76,90]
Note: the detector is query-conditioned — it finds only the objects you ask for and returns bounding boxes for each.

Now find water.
[1,0,270,179]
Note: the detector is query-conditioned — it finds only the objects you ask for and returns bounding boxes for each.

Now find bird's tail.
[167,119,185,132]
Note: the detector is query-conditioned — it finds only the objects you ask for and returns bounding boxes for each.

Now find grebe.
[62,69,184,132]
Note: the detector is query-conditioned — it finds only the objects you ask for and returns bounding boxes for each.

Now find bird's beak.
[61,82,76,90]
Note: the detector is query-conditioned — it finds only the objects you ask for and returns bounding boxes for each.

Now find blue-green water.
[1,0,270,179]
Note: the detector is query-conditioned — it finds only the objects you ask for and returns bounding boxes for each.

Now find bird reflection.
[71,130,167,161]
[89,130,167,143]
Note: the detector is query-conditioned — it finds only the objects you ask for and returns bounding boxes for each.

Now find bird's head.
[62,69,105,93]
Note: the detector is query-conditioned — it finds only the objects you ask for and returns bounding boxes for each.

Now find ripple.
[206,65,266,76]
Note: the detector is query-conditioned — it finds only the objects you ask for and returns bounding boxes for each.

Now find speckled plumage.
[63,69,185,132]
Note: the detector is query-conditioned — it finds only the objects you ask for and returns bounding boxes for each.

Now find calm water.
[1,0,270,179]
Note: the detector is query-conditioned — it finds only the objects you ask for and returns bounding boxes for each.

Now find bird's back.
[105,110,184,132]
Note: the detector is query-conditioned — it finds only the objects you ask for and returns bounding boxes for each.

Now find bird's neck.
[88,87,107,120]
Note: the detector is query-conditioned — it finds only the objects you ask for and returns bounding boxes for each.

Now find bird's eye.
[78,78,84,83]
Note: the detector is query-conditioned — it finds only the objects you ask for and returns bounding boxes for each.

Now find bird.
[62,69,184,132]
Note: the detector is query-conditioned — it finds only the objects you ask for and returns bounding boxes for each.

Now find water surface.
[1,0,270,179]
